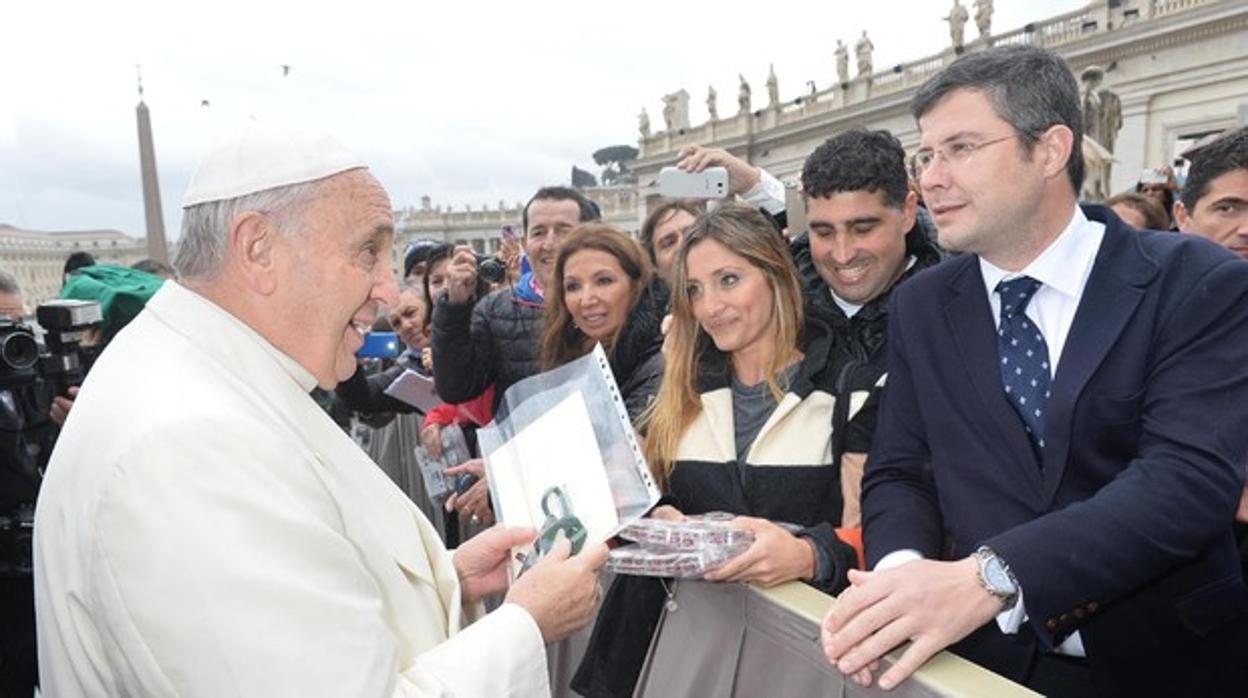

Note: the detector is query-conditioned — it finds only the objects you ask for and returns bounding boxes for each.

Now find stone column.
[136,99,169,264]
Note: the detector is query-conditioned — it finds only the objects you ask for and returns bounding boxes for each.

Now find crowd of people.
[9,44,1248,697]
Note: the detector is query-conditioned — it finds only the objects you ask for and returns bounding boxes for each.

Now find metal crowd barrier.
[633,580,1040,697]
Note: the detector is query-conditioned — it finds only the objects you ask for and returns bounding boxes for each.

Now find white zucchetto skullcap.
[182,121,367,208]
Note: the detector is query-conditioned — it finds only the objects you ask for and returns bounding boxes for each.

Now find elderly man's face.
[388,288,426,351]
[276,170,398,388]
[0,292,23,321]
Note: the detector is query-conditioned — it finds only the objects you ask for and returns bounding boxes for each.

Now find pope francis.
[33,123,607,696]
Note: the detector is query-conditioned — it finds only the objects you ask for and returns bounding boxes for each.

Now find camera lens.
[0,330,38,371]
[478,257,506,285]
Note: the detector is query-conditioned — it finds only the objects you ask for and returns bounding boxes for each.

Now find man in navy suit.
[821,45,1248,697]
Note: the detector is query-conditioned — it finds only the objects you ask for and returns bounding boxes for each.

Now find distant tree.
[592,145,639,186]
[592,145,639,166]
[571,166,598,189]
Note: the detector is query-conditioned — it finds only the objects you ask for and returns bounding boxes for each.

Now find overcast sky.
[1,0,1085,240]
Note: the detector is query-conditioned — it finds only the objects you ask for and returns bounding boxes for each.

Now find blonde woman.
[576,204,859,697]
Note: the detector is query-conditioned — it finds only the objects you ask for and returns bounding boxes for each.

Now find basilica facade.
[630,0,1248,224]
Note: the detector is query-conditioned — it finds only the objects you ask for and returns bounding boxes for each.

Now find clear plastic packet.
[605,515,757,579]
[617,514,755,551]
[605,544,753,579]
[479,344,660,578]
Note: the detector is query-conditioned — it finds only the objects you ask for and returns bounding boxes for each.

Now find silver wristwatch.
[973,546,1019,609]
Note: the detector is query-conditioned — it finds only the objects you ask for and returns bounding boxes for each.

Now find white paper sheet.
[382,369,441,412]
[487,391,618,545]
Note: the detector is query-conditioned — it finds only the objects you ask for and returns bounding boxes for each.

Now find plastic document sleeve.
[479,344,660,577]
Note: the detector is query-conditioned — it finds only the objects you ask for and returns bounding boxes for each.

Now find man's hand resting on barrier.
[820,557,1001,690]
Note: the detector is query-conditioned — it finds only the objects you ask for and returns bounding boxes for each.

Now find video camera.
[0,299,101,577]
[0,299,103,395]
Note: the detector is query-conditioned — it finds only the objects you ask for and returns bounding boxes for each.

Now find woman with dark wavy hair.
[539,224,668,420]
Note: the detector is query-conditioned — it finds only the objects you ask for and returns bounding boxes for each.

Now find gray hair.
[0,268,20,296]
[175,179,324,282]
[911,45,1085,195]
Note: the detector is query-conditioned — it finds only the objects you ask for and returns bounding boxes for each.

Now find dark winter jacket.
[607,281,668,421]
[335,350,425,416]
[789,222,944,463]
[431,287,544,411]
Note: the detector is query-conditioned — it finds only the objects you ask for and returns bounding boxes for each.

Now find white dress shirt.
[876,206,1106,657]
[979,206,1105,372]
[740,167,788,216]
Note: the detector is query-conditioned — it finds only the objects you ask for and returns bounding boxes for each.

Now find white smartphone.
[659,166,729,199]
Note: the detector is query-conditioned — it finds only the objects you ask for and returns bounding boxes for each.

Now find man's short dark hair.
[1180,127,1248,211]
[640,200,705,263]
[521,186,601,233]
[801,129,910,208]
[911,45,1085,195]
[64,251,96,277]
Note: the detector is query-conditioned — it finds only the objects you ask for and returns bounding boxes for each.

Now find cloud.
[3,0,1088,238]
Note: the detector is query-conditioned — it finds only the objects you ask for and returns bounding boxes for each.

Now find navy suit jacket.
[862,206,1248,695]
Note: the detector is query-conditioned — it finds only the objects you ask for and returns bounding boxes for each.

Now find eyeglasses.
[911,134,1017,178]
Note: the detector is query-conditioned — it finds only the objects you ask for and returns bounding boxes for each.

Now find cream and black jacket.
[575,316,864,698]
[667,316,862,593]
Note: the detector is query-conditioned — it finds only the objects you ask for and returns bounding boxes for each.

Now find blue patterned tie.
[996,276,1050,454]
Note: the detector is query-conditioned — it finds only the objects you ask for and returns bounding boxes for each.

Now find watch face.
[985,558,1016,593]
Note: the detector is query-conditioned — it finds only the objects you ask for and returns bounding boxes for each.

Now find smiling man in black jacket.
[790,129,944,525]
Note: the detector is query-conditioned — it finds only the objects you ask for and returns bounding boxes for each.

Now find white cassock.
[34,281,549,697]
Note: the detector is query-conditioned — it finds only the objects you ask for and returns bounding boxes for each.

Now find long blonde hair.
[540,224,652,370]
[642,203,805,487]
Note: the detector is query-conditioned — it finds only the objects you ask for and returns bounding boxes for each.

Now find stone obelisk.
[136,67,169,264]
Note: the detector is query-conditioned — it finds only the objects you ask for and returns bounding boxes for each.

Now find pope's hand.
[453,525,535,604]
[506,539,610,643]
